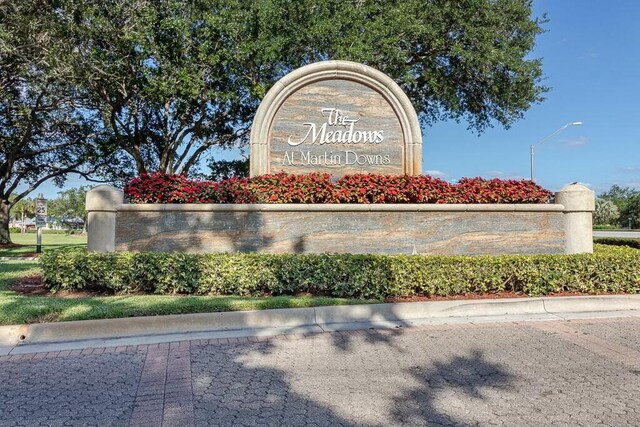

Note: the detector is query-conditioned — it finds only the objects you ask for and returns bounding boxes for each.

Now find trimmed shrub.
[594,237,640,250]
[41,245,640,298]
[593,225,618,230]
[124,172,553,205]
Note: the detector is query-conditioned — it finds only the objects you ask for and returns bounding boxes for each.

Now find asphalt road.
[1,317,640,426]
[593,230,640,238]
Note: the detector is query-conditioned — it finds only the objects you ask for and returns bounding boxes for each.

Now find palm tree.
[10,197,35,233]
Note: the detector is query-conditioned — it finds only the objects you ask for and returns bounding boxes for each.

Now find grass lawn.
[0,232,87,257]
[0,260,377,325]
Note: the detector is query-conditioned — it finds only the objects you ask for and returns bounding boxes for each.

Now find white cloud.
[486,170,525,180]
[425,169,447,178]
[561,136,588,147]
[622,166,640,173]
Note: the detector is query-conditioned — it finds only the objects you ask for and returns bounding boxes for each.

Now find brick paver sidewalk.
[1,318,640,426]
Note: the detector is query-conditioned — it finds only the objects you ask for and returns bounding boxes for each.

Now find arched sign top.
[249,60,422,177]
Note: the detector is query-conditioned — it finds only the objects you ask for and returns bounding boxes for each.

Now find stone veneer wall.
[86,184,595,255]
[112,204,563,255]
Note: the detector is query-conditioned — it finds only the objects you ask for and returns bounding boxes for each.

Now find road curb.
[1,295,640,348]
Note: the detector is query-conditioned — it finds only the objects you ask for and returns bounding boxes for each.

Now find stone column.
[555,183,595,254]
[86,185,124,252]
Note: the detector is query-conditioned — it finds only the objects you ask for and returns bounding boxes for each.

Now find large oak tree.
[2,0,548,242]
[64,0,546,181]
[0,2,110,244]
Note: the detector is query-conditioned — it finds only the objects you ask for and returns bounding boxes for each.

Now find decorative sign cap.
[250,60,422,177]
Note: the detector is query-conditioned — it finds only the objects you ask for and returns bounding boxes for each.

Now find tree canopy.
[594,199,620,227]
[2,0,548,243]
[48,187,89,230]
[0,2,110,244]
[598,185,640,229]
[61,0,547,181]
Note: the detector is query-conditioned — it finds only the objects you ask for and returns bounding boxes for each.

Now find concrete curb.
[2,295,640,350]
[0,256,39,261]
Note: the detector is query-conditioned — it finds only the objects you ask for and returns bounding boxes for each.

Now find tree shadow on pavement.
[391,349,514,426]
[330,326,408,353]
[190,339,356,427]
[192,334,515,426]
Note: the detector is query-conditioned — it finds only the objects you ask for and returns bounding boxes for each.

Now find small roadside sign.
[35,196,47,227]
[35,194,47,253]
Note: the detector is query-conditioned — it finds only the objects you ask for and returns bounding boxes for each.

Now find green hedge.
[593,225,618,230]
[594,237,640,250]
[40,245,640,299]
[24,229,80,235]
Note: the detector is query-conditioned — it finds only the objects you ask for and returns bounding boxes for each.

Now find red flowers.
[124,173,216,204]
[124,172,553,204]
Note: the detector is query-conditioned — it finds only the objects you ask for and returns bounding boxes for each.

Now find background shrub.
[124,172,553,205]
[593,224,618,230]
[41,245,640,298]
[594,237,640,250]
[594,199,620,226]
[24,229,81,234]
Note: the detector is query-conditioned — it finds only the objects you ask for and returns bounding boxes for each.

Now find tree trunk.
[0,200,11,245]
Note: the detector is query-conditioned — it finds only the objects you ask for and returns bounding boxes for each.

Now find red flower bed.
[124,172,553,204]
[334,174,455,203]
[123,173,216,203]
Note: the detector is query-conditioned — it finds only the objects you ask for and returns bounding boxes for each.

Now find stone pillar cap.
[86,185,124,212]
[558,182,592,193]
[555,182,595,212]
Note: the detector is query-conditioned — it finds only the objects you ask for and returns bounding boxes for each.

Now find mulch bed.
[10,274,49,296]
[0,243,38,257]
[0,243,22,249]
[10,274,102,298]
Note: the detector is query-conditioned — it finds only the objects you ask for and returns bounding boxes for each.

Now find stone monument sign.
[250,61,422,177]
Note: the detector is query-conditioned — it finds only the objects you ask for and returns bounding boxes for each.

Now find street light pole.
[530,144,534,181]
[530,121,582,182]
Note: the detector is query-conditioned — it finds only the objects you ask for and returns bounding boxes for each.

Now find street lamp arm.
[534,124,569,148]
[530,121,582,182]
[534,121,582,148]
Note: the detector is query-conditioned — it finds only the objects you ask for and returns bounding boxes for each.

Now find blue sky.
[425,0,640,193]
[34,0,640,199]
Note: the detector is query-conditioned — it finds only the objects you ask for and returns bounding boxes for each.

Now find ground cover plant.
[124,172,553,204]
[40,245,640,300]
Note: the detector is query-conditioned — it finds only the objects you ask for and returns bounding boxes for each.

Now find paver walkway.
[1,317,640,426]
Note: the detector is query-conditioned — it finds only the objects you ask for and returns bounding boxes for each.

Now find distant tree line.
[595,185,640,229]
[9,187,88,233]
